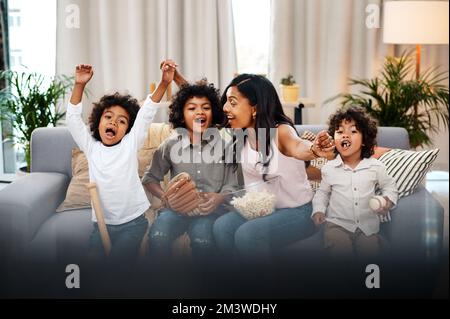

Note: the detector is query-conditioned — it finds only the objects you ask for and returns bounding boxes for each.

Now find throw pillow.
[378,148,439,197]
[56,148,91,212]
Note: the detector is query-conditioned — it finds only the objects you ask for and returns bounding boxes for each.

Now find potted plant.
[328,50,449,148]
[0,69,73,172]
[280,74,300,102]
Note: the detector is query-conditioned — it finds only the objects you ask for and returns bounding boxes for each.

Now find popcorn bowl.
[225,176,280,220]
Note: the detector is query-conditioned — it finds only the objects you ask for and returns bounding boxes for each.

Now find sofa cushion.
[56,149,91,212]
[378,148,439,197]
[29,208,93,262]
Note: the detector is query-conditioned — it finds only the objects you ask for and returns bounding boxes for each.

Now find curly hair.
[327,105,378,159]
[89,92,140,142]
[169,80,224,129]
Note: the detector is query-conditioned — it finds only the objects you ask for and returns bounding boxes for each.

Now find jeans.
[147,208,219,262]
[88,213,148,262]
[213,202,315,261]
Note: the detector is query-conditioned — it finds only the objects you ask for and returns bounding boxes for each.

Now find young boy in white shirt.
[66,61,176,260]
[312,106,398,260]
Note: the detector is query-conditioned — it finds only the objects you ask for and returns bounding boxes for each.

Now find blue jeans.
[213,202,315,261]
[88,213,148,262]
[147,208,219,262]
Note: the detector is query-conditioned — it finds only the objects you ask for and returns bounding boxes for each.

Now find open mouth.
[105,127,116,138]
[193,118,207,126]
[341,140,351,150]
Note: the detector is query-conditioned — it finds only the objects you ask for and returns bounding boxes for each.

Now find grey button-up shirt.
[142,130,240,195]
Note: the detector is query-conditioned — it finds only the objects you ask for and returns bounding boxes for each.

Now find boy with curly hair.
[66,61,176,260]
[142,77,239,263]
[312,106,398,260]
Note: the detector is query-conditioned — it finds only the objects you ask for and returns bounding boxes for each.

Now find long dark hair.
[221,74,295,178]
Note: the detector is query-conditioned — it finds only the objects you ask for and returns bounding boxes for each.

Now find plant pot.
[280,84,300,102]
[15,166,30,179]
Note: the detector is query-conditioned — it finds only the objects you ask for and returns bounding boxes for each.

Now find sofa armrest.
[381,185,444,262]
[31,127,76,176]
[0,172,69,256]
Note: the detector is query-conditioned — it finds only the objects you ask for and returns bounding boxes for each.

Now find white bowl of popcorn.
[228,176,279,220]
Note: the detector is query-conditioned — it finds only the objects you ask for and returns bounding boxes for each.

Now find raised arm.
[70,64,93,105]
[159,60,188,87]
[277,125,335,161]
[66,64,95,153]
[151,60,177,103]
[174,68,188,87]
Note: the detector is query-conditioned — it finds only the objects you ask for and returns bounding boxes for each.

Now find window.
[1,0,56,180]
[8,0,56,76]
[232,0,271,76]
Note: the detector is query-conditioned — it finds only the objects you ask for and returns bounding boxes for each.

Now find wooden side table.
[281,98,315,124]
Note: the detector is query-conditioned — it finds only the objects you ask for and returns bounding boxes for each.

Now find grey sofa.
[0,125,445,297]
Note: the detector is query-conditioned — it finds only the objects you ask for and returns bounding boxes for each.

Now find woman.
[213,74,334,261]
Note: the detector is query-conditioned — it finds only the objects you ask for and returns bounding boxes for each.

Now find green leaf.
[326,50,449,148]
[0,69,74,169]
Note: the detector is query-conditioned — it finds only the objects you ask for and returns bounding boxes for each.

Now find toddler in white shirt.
[312,106,398,260]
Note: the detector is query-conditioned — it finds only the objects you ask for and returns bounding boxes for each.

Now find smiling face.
[334,119,363,161]
[223,86,256,129]
[98,105,130,146]
[183,96,213,135]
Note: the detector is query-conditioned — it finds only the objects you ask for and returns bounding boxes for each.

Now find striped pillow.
[378,148,439,197]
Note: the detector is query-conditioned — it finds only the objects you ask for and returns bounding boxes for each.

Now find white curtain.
[56,0,237,118]
[269,0,448,169]
[411,44,449,170]
[269,0,390,124]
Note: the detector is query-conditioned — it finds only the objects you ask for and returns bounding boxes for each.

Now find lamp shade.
[383,1,449,44]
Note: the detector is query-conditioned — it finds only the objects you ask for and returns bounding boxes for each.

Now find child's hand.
[198,192,224,215]
[75,64,93,85]
[374,197,393,216]
[160,59,177,85]
[312,212,326,226]
[312,130,335,159]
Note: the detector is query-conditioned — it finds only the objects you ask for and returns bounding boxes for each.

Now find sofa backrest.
[295,125,410,150]
[31,124,174,178]
[31,125,410,177]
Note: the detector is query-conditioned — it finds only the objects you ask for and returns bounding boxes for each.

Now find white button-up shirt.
[312,155,398,236]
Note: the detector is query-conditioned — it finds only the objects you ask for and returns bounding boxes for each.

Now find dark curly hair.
[169,80,224,128]
[328,105,378,159]
[89,92,140,142]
